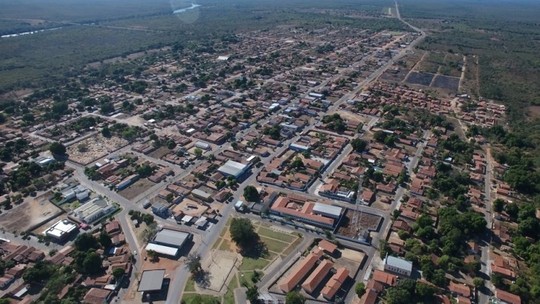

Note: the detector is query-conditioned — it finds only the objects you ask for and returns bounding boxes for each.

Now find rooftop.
[218,160,248,177]
[138,269,165,292]
[385,255,413,272]
[153,229,190,248]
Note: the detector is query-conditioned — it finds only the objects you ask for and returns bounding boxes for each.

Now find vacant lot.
[0,192,63,233]
[432,75,460,92]
[118,178,155,200]
[67,134,128,165]
[405,71,434,86]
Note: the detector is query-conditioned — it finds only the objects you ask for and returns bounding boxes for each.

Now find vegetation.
[49,142,66,156]
[285,291,306,304]
[243,185,259,202]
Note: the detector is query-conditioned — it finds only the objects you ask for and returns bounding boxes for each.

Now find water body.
[173,3,201,14]
[1,27,63,38]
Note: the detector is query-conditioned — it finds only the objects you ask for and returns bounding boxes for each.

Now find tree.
[112,268,125,280]
[74,233,99,251]
[99,232,112,248]
[101,126,112,138]
[355,282,366,297]
[291,157,304,169]
[229,218,258,249]
[246,285,259,303]
[146,249,158,262]
[82,252,102,275]
[493,198,505,213]
[351,138,367,153]
[285,291,305,304]
[473,278,485,289]
[49,142,66,156]
[243,186,259,202]
[186,254,203,276]
[194,148,203,158]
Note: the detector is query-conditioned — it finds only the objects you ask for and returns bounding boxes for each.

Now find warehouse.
[153,228,191,249]
[217,160,248,178]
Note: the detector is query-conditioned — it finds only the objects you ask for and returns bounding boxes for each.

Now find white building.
[44,219,78,241]
[72,197,116,224]
[384,255,413,277]
[217,160,248,178]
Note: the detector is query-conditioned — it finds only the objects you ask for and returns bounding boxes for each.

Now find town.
[0,1,537,304]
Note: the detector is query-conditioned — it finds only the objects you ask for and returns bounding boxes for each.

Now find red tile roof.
[321,267,350,299]
[302,259,333,293]
[496,289,521,304]
[279,251,321,292]
[318,240,337,254]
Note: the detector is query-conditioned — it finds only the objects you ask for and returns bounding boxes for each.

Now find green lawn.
[239,257,271,271]
[182,294,220,304]
[260,236,290,253]
[224,276,239,304]
[282,237,303,256]
[184,276,195,292]
[219,239,232,251]
[257,227,297,243]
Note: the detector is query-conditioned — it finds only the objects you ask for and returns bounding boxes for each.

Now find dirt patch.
[118,178,155,200]
[67,134,129,165]
[0,192,63,233]
[148,146,172,159]
[203,249,238,292]
[431,75,460,92]
[527,106,540,120]
[337,209,383,239]
[405,71,434,86]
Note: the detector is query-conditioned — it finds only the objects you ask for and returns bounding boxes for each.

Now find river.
[1,27,63,39]
[173,3,201,14]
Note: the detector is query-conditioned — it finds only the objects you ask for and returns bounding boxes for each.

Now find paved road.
[478,147,495,304]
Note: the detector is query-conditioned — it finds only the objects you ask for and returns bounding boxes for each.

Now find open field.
[0,191,63,233]
[66,134,129,165]
[118,178,155,200]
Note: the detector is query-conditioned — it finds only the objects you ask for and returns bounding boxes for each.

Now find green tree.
[99,232,112,248]
[101,126,112,138]
[351,138,368,153]
[473,278,485,289]
[246,285,259,303]
[286,291,305,304]
[74,233,99,251]
[49,142,66,156]
[229,218,258,249]
[355,282,366,297]
[194,148,203,158]
[82,252,102,275]
[186,254,203,276]
[243,186,259,202]
[112,268,125,280]
[493,198,505,213]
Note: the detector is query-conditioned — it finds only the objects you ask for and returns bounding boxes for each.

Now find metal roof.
[385,255,413,272]
[138,269,165,292]
[217,160,247,177]
[313,203,342,218]
[153,229,190,248]
[145,243,178,257]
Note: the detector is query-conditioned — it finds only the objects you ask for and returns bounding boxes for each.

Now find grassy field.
[181,294,220,304]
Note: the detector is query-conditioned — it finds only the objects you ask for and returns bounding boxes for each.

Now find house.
[449,281,471,298]
[495,289,521,304]
[384,255,412,277]
[372,270,397,286]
